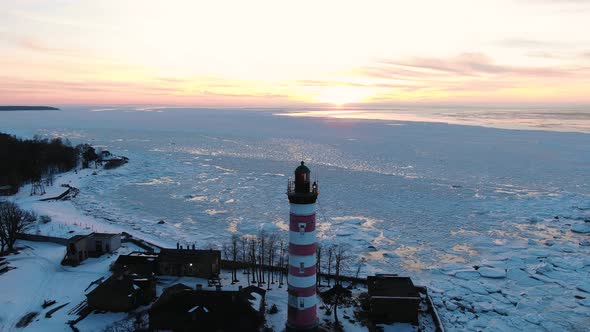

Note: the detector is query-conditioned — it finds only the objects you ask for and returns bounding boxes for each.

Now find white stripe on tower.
[289,203,315,216]
[288,274,316,288]
[288,254,316,267]
[289,230,317,245]
[288,294,317,310]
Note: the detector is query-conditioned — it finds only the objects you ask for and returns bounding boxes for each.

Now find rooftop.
[158,248,220,264]
[367,275,420,298]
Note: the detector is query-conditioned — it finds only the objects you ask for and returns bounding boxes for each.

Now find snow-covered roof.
[248,292,262,311]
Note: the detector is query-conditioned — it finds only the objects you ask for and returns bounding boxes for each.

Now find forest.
[0,133,97,194]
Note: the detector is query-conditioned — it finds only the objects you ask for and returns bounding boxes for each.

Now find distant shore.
[0,106,60,111]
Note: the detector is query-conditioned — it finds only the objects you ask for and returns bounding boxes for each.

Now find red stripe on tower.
[288,305,318,329]
[289,243,317,256]
[286,161,319,331]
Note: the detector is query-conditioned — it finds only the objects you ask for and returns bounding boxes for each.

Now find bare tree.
[278,239,286,287]
[325,244,335,286]
[266,232,279,289]
[0,213,6,255]
[44,166,57,187]
[333,244,351,286]
[222,242,230,260]
[320,284,354,329]
[230,234,239,283]
[0,201,36,254]
[249,237,257,284]
[257,229,267,285]
[355,257,366,279]
[316,243,322,286]
[353,257,367,288]
[240,235,249,276]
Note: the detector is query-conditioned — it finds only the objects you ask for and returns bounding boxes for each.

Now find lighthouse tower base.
[286,321,319,332]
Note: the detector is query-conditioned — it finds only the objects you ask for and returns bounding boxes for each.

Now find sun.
[313,86,374,106]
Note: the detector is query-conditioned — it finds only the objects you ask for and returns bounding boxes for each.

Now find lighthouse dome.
[295,161,310,175]
[288,161,318,203]
[294,161,311,193]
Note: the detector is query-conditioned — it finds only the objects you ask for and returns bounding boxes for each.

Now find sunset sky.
[1,0,589,106]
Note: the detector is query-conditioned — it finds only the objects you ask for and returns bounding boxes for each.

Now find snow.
[0,240,142,331]
[188,305,206,313]
[478,267,506,279]
[376,323,418,331]
[572,224,590,234]
[249,292,262,311]
[2,107,590,331]
[577,282,590,294]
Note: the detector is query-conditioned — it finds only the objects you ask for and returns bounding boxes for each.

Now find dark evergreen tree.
[0,133,78,192]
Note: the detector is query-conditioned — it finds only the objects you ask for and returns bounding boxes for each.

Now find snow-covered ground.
[1,106,590,331]
[0,239,138,332]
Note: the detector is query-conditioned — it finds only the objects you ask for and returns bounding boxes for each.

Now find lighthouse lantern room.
[286,161,319,331]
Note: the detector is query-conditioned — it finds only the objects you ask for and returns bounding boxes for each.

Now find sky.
[0,0,589,106]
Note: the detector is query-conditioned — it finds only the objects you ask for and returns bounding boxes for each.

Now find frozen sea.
[2,106,590,331]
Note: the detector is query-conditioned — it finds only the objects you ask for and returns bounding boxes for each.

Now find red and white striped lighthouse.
[286,161,319,331]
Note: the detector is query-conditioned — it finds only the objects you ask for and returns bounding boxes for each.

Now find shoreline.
[10,167,175,249]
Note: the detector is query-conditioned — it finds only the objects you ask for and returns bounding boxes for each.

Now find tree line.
[215,231,362,289]
[0,132,102,193]
[216,231,364,328]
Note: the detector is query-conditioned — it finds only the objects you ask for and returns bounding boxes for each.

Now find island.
[0,106,60,111]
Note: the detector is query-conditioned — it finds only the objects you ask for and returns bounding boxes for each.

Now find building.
[367,274,421,324]
[149,284,265,332]
[157,247,221,278]
[63,233,121,266]
[112,251,158,277]
[86,274,156,312]
[286,161,319,331]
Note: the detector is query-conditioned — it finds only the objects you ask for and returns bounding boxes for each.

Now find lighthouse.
[286,161,319,331]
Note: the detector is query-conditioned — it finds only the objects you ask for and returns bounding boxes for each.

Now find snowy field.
[0,239,138,331]
[1,106,590,331]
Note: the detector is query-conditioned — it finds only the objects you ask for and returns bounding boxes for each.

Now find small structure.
[367,274,421,324]
[63,233,121,265]
[86,275,156,312]
[149,284,265,332]
[157,247,221,278]
[112,252,158,277]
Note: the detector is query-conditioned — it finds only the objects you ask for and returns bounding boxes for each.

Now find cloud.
[295,79,422,90]
[350,52,590,102]
[496,38,561,49]
[367,53,578,78]
[0,77,181,95]
[0,75,294,106]
[8,9,120,32]
[525,51,568,59]
[18,36,78,56]
[524,0,590,3]
[156,77,190,83]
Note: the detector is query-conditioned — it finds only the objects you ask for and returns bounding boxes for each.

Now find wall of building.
[16,233,68,245]
[86,235,121,254]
